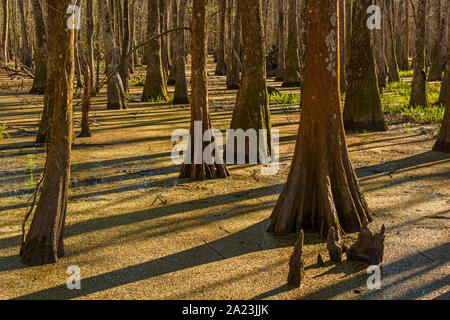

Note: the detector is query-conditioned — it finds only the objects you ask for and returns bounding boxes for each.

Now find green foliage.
[0,122,10,140]
[269,92,301,105]
[130,75,145,86]
[381,80,444,125]
[25,155,37,189]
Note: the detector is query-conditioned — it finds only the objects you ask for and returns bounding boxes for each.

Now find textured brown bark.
[343,0,385,131]
[1,0,9,63]
[438,5,450,106]
[282,0,301,87]
[410,0,428,106]
[339,0,346,92]
[79,63,92,138]
[226,0,241,89]
[275,0,285,81]
[215,0,227,75]
[327,227,343,262]
[173,0,189,104]
[20,0,74,266]
[373,0,386,88]
[100,0,128,109]
[229,0,272,160]
[384,0,400,82]
[287,230,305,288]
[86,0,95,89]
[120,0,131,92]
[344,224,385,265]
[142,0,168,102]
[400,0,410,70]
[17,0,32,67]
[428,0,442,81]
[179,0,229,181]
[268,0,372,237]
[167,0,178,85]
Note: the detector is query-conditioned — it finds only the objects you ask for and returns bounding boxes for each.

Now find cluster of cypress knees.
[287,223,386,287]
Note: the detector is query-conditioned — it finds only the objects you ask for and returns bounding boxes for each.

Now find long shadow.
[0,184,284,250]
[12,219,292,300]
[355,151,450,179]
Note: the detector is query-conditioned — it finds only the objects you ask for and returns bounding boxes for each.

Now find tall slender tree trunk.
[385,0,400,82]
[120,0,131,92]
[400,0,410,70]
[215,0,227,75]
[410,0,428,106]
[343,0,385,131]
[17,0,32,67]
[86,0,95,89]
[142,0,168,102]
[339,0,346,92]
[179,0,229,180]
[428,0,442,81]
[1,0,9,63]
[268,0,372,237]
[20,0,75,266]
[373,0,386,88]
[167,0,178,85]
[30,0,47,95]
[99,0,127,109]
[229,0,272,160]
[275,0,285,81]
[173,0,189,104]
[226,0,241,89]
[282,0,301,87]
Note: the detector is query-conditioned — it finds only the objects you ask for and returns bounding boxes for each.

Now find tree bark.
[343,0,385,131]
[179,0,229,180]
[226,0,241,89]
[120,0,131,92]
[428,0,442,81]
[282,0,301,87]
[142,0,168,102]
[17,0,32,67]
[30,0,47,94]
[86,0,95,89]
[100,0,127,109]
[275,0,285,81]
[167,0,178,85]
[410,0,428,106]
[173,0,189,104]
[1,0,9,63]
[384,0,400,82]
[215,0,227,75]
[268,0,372,237]
[20,0,75,266]
[229,0,272,160]
[400,0,410,70]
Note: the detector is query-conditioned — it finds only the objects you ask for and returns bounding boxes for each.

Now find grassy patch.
[269,92,301,105]
[0,121,10,140]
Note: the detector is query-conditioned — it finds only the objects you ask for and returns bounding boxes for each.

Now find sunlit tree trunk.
[428,0,442,81]
[142,0,168,102]
[1,0,9,63]
[179,0,229,180]
[282,0,301,87]
[226,0,241,89]
[167,0,178,85]
[275,0,285,81]
[385,0,400,82]
[269,0,372,237]
[120,0,130,92]
[215,0,227,75]
[17,0,32,67]
[173,0,189,104]
[30,0,47,94]
[400,0,410,70]
[343,0,385,131]
[21,0,75,266]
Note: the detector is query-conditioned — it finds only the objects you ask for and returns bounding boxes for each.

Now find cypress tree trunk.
[142,0,168,102]
[400,0,410,70]
[298,0,307,90]
[282,0,301,87]
[179,0,229,180]
[373,0,386,88]
[30,0,47,94]
[120,0,131,92]
[86,0,95,89]
[1,0,9,63]
[229,0,272,160]
[339,0,346,93]
[226,0,241,89]
[410,0,428,107]
[343,0,385,131]
[269,0,372,237]
[99,0,128,109]
[215,0,227,75]
[167,0,178,85]
[17,0,32,67]
[21,0,75,266]
[173,0,189,104]
[275,0,285,81]
[428,0,442,81]
[385,0,400,82]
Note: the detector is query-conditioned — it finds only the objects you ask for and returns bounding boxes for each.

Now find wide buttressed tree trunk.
[428,0,442,81]
[343,0,385,131]
[99,0,128,109]
[173,0,189,104]
[229,0,272,160]
[179,0,230,180]
[268,0,372,237]
[142,0,168,102]
[282,0,301,87]
[29,0,47,94]
[20,0,75,266]
[215,0,227,75]
[409,0,428,107]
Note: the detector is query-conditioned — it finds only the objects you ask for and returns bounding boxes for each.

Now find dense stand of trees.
[0,0,448,267]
